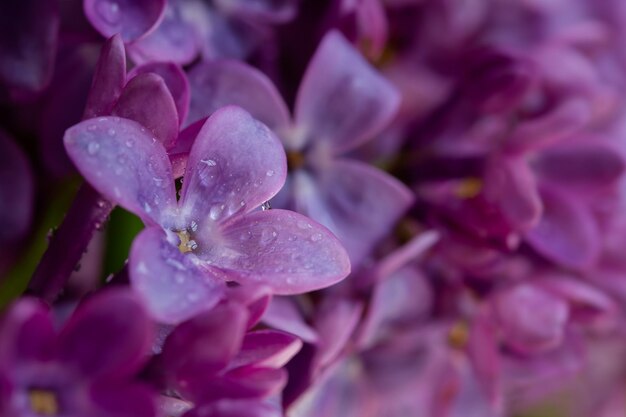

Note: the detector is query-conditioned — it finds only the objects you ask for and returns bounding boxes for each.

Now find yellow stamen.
[176,230,193,253]
[448,321,469,349]
[455,178,483,199]
[29,389,58,416]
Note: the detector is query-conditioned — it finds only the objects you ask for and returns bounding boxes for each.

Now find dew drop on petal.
[87,142,100,155]
[107,128,116,137]
[96,0,122,25]
[266,170,274,177]
[310,233,322,242]
[201,159,217,167]
[261,201,271,211]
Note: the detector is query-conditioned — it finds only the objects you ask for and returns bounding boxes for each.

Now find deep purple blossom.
[0,289,155,417]
[64,106,350,323]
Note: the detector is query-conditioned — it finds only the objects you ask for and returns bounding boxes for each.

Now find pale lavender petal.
[0,130,34,244]
[83,0,166,42]
[58,288,154,379]
[229,330,303,370]
[64,116,177,225]
[214,209,351,294]
[186,61,289,129]
[129,227,226,324]
[493,283,569,354]
[313,297,363,371]
[162,302,248,381]
[180,106,287,221]
[302,159,413,265]
[532,140,625,190]
[184,399,281,417]
[524,185,600,270]
[128,62,191,127]
[112,73,179,148]
[0,0,59,94]
[84,34,126,119]
[294,30,400,153]
[483,154,542,232]
[261,297,318,344]
[213,0,298,23]
[127,0,200,66]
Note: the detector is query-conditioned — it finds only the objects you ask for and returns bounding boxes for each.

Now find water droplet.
[96,0,121,25]
[143,202,152,213]
[87,142,100,155]
[96,200,106,208]
[310,233,322,242]
[261,201,271,211]
[190,220,198,232]
[186,240,198,250]
[201,158,216,167]
[209,205,223,221]
[166,258,186,271]
[153,177,164,187]
[297,220,312,230]
[87,125,97,132]
[125,139,133,148]
[107,128,116,136]
[266,170,274,177]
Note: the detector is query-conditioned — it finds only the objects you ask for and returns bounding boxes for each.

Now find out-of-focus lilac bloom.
[0,289,156,417]
[64,106,350,323]
[126,0,298,66]
[83,0,166,43]
[0,129,34,248]
[0,0,59,97]
[186,30,413,266]
[158,301,300,416]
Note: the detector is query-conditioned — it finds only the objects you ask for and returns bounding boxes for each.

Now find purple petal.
[312,297,362,371]
[83,0,166,42]
[84,34,126,119]
[169,118,206,178]
[64,116,177,225]
[128,61,191,127]
[58,288,154,379]
[294,30,400,153]
[493,283,569,354]
[0,298,55,366]
[229,330,302,370]
[355,0,389,59]
[213,0,297,23]
[180,106,287,221]
[0,130,34,244]
[503,99,590,154]
[183,399,281,417]
[127,0,200,66]
[262,297,318,344]
[298,159,413,265]
[0,0,59,94]
[112,73,179,148]
[524,185,600,270]
[186,61,289,129]
[532,139,625,190]
[162,302,249,383]
[89,383,156,417]
[191,367,287,401]
[225,284,273,329]
[129,227,226,324]
[214,209,351,294]
[483,154,542,232]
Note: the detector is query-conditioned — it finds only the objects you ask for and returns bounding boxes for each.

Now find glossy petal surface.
[214,209,351,294]
[130,227,226,324]
[180,106,287,221]
[64,117,177,225]
[230,330,303,369]
[294,31,400,153]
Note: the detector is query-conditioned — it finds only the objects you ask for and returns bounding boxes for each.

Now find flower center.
[29,389,58,416]
[287,151,306,171]
[447,321,469,349]
[176,229,197,253]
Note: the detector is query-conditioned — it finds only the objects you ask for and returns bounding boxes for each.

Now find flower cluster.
[2,0,626,416]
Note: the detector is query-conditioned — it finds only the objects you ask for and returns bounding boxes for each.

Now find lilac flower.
[0,288,156,417]
[157,301,300,416]
[64,106,350,323]
[185,30,414,265]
